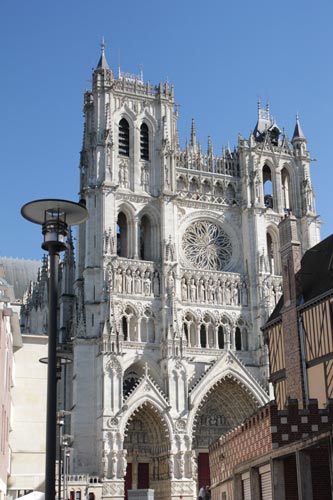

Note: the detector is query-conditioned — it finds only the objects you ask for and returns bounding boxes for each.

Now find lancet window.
[140,123,149,160]
[218,326,224,349]
[281,167,291,211]
[140,309,155,343]
[121,306,137,341]
[200,324,207,348]
[140,215,152,261]
[235,327,242,351]
[119,118,130,156]
[263,164,273,209]
[117,212,129,258]
[266,229,280,275]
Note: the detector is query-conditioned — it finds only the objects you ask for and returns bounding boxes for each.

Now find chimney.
[278,213,305,407]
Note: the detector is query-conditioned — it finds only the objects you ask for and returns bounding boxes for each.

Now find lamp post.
[21,199,88,500]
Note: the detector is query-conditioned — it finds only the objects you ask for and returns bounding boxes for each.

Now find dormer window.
[140,123,149,160]
[119,118,129,156]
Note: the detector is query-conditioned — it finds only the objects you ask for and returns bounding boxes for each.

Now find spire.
[292,113,306,142]
[207,136,213,155]
[96,37,109,70]
[190,118,197,147]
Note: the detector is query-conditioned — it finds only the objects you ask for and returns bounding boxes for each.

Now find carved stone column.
[133,217,139,259]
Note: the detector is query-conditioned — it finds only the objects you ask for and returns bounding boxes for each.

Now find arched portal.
[123,402,170,496]
[192,377,260,488]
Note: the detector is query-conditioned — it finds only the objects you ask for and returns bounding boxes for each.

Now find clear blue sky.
[1,0,332,261]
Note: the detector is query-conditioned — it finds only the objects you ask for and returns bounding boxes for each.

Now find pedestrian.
[198,486,206,500]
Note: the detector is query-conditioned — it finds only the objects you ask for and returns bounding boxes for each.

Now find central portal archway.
[124,402,171,499]
[192,376,260,489]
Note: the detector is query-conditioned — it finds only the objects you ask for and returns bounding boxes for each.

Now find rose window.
[182,221,232,270]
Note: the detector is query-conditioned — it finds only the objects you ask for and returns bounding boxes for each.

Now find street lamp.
[21,199,88,500]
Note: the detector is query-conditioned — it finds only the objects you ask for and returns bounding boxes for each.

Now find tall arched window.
[122,306,137,341]
[140,310,155,343]
[140,123,149,160]
[119,118,130,156]
[184,312,197,347]
[117,212,128,258]
[122,316,128,341]
[200,324,207,348]
[267,233,274,274]
[281,167,291,211]
[235,327,242,351]
[140,215,152,261]
[266,229,280,275]
[218,326,224,349]
[263,165,273,209]
[183,323,188,341]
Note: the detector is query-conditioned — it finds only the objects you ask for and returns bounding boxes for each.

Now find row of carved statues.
[110,266,250,308]
[181,276,248,306]
[102,447,198,481]
[113,267,161,296]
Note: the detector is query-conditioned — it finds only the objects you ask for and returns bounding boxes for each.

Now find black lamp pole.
[21,199,88,500]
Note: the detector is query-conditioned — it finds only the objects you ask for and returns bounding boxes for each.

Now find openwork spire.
[190,118,197,146]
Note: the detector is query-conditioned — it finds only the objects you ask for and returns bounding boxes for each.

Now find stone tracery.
[182,221,232,271]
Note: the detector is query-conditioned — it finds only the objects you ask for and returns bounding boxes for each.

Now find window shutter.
[242,472,251,500]
[259,465,272,500]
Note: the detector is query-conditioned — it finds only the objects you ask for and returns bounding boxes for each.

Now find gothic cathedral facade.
[24,46,321,500]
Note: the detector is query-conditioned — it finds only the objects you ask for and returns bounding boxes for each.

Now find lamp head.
[21,199,88,252]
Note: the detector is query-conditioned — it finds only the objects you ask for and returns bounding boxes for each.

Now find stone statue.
[190,278,196,302]
[181,278,187,301]
[191,451,198,479]
[153,271,160,296]
[168,454,174,479]
[119,450,127,478]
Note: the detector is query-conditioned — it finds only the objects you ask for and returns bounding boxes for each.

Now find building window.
[266,229,280,275]
[140,123,149,160]
[184,323,188,341]
[122,316,128,341]
[263,165,273,209]
[122,306,137,341]
[235,327,242,350]
[281,167,291,211]
[119,118,130,156]
[117,212,128,258]
[200,324,207,348]
[218,326,224,349]
[140,215,152,260]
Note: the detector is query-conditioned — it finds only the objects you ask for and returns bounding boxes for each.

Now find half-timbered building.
[210,214,333,500]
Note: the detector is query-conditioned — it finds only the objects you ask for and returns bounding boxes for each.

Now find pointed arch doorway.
[123,402,171,500]
[192,377,260,490]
